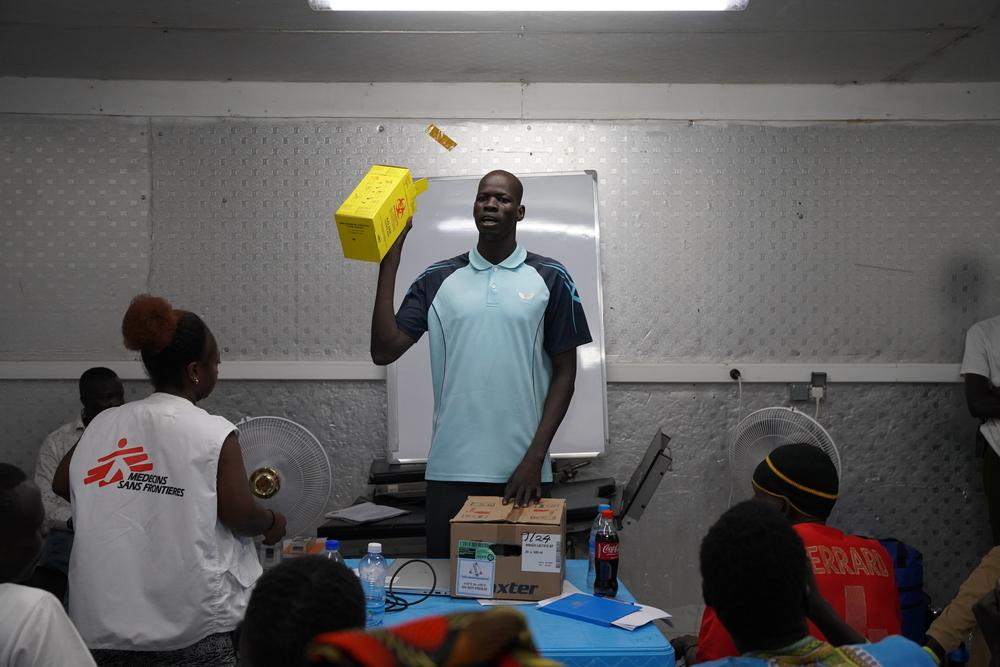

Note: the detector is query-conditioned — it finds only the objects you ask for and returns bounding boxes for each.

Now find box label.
[457,538,496,561]
[456,558,495,597]
[521,532,562,573]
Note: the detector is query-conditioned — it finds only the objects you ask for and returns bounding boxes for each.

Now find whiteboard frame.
[387,170,608,462]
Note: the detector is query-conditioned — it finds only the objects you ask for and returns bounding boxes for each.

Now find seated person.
[0,463,95,666]
[237,555,365,666]
[692,443,901,663]
[697,499,934,666]
[29,367,124,600]
[924,546,1000,667]
[304,608,557,667]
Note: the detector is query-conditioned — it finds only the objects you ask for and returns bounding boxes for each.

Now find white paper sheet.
[324,502,409,523]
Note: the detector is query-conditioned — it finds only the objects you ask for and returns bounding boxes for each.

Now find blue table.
[374,559,675,667]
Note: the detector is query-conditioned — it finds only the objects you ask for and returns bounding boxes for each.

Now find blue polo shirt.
[396,244,592,483]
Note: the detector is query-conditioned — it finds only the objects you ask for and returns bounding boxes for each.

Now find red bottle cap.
[601,509,614,518]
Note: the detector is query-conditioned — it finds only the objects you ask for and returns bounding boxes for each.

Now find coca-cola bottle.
[593,509,619,597]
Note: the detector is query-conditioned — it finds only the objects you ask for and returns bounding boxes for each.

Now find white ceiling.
[1,0,998,84]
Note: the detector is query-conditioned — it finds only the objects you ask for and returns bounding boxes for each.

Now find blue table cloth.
[362,558,675,667]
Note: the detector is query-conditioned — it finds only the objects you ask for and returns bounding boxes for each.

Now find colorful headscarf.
[305,608,562,667]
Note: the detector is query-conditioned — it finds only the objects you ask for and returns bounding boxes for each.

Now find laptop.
[385,559,452,596]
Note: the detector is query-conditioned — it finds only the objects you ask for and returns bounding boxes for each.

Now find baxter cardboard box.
[449,496,566,601]
[334,164,428,262]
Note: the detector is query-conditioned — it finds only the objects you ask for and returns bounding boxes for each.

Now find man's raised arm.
[371,219,416,365]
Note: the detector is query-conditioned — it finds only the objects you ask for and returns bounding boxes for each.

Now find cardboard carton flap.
[451,496,566,525]
[509,500,565,525]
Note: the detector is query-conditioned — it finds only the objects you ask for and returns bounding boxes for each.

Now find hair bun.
[122,294,179,354]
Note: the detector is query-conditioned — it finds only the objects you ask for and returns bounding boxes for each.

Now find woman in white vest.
[53,294,288,666]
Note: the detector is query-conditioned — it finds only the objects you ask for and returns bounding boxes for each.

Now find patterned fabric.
[305,608,562,667]
[746,637,881,666]
[90,632,235,666]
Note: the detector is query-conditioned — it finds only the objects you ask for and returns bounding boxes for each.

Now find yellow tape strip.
[765,455,838,500]
[751,479,823,519]
[426,124,458,151]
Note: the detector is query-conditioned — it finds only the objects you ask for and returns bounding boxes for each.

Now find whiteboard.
[387,171,607,462]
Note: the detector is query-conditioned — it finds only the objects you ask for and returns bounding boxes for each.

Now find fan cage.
[236,416,332,538]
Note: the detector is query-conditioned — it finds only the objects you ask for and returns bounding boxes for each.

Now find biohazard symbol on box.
[84,438,154,487]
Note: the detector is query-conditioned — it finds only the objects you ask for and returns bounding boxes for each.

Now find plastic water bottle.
[323,538,345,565]
[358,542,388,628]
[587,503,612,590]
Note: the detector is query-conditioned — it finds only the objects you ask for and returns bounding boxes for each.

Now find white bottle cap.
[368,542,382,554]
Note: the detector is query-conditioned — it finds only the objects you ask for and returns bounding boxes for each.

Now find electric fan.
[236,416,332,537]
[727,407,840,505]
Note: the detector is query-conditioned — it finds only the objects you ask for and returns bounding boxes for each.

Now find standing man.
[30,367,124,598]
[962,314,1000,545]
[370,170,592,557]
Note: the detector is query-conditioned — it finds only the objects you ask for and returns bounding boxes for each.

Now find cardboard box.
[334,164,429,262]
[449,496,566,601]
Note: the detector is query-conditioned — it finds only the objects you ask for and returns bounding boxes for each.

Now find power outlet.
[810,371,828,401]
[789,383,811,402]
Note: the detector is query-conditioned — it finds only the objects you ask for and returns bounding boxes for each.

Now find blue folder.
[539,593,640,627]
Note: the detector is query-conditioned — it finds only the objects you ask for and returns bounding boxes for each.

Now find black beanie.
[751,443,839,519]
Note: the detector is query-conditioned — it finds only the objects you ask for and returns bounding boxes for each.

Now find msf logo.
[84,438,154,487]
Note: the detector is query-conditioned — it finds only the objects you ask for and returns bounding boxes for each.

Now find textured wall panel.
[1,379,989,633]
[617,122,1000,363]
[0,115,151,359]
[143,119,1000,363]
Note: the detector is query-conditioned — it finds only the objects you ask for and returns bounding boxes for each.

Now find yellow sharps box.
[335,165,429,262]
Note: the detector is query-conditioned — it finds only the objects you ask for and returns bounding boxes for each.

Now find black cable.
[384,558,438,612]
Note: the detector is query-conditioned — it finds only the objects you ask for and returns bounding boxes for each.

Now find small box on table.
[449,496,566,601]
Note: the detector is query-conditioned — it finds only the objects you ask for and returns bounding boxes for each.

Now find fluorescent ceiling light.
[309,0,747,10]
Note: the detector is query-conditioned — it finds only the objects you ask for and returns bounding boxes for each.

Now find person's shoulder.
[982,314,1000,334]
[794,521,843,540]
[427,253,471,273]
[195,407,236,432]
[0,582,58,610]
[413,253,470,283]
[45,420,81,440]
[524,251,568,270]
[969,314,1000,335]
[523,252,576,282]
